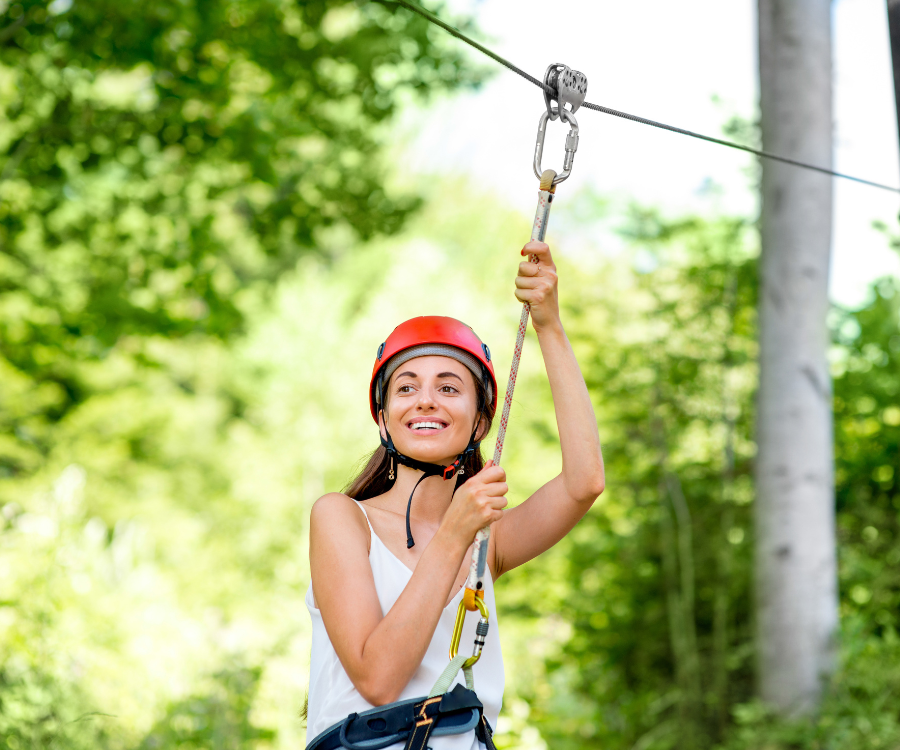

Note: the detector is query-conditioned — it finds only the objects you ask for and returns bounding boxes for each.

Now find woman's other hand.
[440,461,508,545]
[515,241,560,332]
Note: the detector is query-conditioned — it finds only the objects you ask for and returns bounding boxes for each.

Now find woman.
[306,240,605,748]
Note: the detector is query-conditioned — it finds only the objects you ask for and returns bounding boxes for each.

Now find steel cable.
[391,0,900,194]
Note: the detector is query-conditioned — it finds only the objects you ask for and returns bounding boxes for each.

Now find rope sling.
[305,63,587,750]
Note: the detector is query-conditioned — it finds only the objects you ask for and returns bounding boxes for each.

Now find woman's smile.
[406,417,449,434]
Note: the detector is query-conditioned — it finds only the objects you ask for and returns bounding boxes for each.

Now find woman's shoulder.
[311,492,362,521]
[310,493,369,543]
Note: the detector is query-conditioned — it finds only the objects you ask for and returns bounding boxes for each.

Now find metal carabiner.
[449,594,490,668]
[533,107,579,185]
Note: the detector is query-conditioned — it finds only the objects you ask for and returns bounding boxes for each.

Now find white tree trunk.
[755,0,839,715]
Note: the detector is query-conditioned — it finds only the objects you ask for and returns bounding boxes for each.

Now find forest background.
[2,1,900,749]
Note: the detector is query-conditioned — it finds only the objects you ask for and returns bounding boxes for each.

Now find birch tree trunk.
[755,0,839,715]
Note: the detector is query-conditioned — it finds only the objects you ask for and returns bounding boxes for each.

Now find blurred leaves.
[0,0,484,480]
[830,277,900,635]
[139,666,275,750]
[0,661,114,750]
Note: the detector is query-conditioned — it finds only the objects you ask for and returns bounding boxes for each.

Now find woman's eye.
[398,385,413,393]
[440,385,459,394]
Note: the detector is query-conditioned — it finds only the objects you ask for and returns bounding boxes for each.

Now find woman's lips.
[406,420,448,433]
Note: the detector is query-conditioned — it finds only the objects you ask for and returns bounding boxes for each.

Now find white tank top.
[305,502,505,748]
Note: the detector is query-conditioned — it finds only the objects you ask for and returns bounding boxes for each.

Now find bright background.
[394,0,900,308]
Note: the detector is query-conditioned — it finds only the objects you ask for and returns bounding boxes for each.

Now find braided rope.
[493,299,530,465]
[464,187,552,593]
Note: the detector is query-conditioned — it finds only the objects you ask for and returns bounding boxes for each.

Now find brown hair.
[344,370,496,500]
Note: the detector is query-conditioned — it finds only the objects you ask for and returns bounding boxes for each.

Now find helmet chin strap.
[380,417,481,549]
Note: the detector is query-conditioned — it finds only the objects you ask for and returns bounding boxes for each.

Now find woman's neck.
[384,465,455,525]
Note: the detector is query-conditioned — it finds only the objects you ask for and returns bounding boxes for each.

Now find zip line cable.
[391,0,900,195]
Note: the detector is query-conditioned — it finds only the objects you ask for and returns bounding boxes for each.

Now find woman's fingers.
[521,241,555,268]
[477,462,506,482]
[483,481,509,497]
[515,283,552,302]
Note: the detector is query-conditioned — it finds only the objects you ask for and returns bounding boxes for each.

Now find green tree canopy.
[0,0,482,480]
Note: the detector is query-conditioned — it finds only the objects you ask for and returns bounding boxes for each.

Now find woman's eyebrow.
[395,371,463,381]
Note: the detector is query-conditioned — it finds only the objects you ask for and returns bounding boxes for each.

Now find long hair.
[344,372,496,500]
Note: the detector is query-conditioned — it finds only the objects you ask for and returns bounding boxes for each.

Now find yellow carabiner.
[449,592,490,667]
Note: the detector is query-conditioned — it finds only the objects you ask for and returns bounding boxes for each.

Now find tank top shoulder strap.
[355,501,373,528]
[355,501,375,550]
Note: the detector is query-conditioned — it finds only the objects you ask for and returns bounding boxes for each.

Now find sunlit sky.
[393,0,900,309]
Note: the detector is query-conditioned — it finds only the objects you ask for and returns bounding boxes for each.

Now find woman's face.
[381,355,482,466]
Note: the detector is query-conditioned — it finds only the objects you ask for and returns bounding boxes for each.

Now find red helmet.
[370,316,497,423]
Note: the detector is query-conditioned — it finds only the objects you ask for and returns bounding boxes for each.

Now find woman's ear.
[378,410,388,441]
[475,414,489,443]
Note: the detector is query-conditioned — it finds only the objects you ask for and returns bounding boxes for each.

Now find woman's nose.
[416,388,437,409]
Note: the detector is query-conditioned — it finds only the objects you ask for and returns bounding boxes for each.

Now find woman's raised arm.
[489,240,605,578]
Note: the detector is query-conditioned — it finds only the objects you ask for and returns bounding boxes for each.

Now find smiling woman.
[349,318,498,551]
[305,241,605,749]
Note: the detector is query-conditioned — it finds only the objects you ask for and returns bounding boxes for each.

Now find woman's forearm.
[352,530,468,705]
[536,320,605,502]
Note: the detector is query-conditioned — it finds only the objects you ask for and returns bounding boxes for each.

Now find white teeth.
[412,422,445,430]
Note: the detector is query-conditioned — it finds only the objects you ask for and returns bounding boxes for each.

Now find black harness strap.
[477,715,497,750]
[404,696,442,750]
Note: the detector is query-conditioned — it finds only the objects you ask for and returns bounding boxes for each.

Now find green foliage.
[719,625,900,750]
[139,666,275,750]
[0,3,490,747]
[0,0,483,481]
[831,277,900,634]
[0,662,113,750]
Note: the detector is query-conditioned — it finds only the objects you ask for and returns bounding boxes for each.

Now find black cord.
[390,0,900,195]
[406,473,430,548]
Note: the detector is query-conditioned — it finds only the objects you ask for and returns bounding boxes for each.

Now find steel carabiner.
[533,108,579,185]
